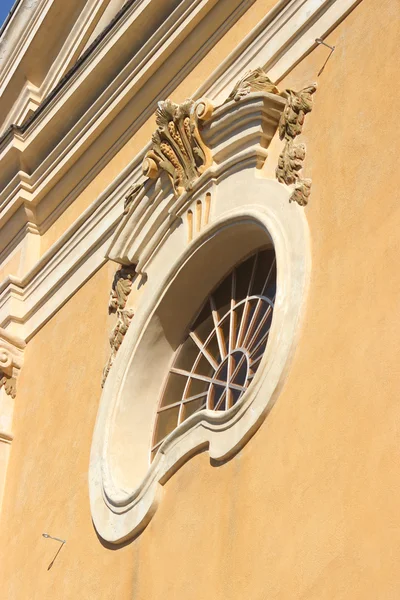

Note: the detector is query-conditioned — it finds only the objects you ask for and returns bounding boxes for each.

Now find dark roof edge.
[0,0,23,40]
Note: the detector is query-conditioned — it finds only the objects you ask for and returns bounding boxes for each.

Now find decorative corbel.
[226,67,317,206]
[0,328,25,399]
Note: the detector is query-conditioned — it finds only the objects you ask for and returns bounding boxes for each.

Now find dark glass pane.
[154,405,180,445]
[182,397,207,421]
[174,336,199,371]
[195,353,216,377]
[192,302,214,343]
[160,373,188,408]
[209,382,226,410]
[252,248,276,297]
[212,271,232,319]
[205,332,221,364]
[186,377,209,397]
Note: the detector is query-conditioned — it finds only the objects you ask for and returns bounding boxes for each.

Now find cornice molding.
[0,0,113,136]
[0,0,49,92]
[0,0,359,341]
[196,0,362,102]
[0,0,255,253]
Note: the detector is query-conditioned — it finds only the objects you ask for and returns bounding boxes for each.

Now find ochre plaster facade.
[1,0,400,598]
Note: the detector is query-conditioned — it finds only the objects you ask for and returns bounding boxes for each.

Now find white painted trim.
[0,0,360,341]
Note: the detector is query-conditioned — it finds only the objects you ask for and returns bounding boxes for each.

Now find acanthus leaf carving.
[108,265,136,311]
[102,266,136,387]
[276,84,317,206]
[226,66,281,102]
[142,98,213,196]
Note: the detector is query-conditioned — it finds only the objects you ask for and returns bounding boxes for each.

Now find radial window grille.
[151,248,276,459]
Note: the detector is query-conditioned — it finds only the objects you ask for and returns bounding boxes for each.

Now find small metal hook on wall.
[315,38,336,76]
[42,533,66,570]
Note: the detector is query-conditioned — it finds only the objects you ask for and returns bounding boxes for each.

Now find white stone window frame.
[89,93,311,543]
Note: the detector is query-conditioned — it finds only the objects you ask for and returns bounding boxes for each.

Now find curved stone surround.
[89,93,311,541]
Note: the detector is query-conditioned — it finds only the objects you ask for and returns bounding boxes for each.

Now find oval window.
[152,248,276,459]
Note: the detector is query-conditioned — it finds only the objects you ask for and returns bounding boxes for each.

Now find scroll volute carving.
[0,329,25,398]
[142,98,214,196]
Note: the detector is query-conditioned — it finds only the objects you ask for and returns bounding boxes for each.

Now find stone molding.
[0,327,25,399]
[89,91,311,541]
[0,0,114,135]
[0,0,359,341]
[0,0,49,87]
[0,0,255,253]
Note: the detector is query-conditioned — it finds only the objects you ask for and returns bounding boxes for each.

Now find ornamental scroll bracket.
[142,98,214,196]
[0,328,25,399]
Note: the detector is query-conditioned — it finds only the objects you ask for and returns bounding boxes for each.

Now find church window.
[152,248,276,459]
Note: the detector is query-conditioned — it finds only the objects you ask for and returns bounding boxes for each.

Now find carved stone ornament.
[224,67,316,206]
[276,84,317,206]
[102,266,136,387]
[142,98,214,196]
[225,67,281,102]
[0,329,25,398]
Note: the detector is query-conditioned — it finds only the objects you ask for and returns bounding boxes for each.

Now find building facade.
[0,0,399,598]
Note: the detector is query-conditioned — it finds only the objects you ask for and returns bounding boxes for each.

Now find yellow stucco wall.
[1,0,400,598]
[0,262,138,599]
